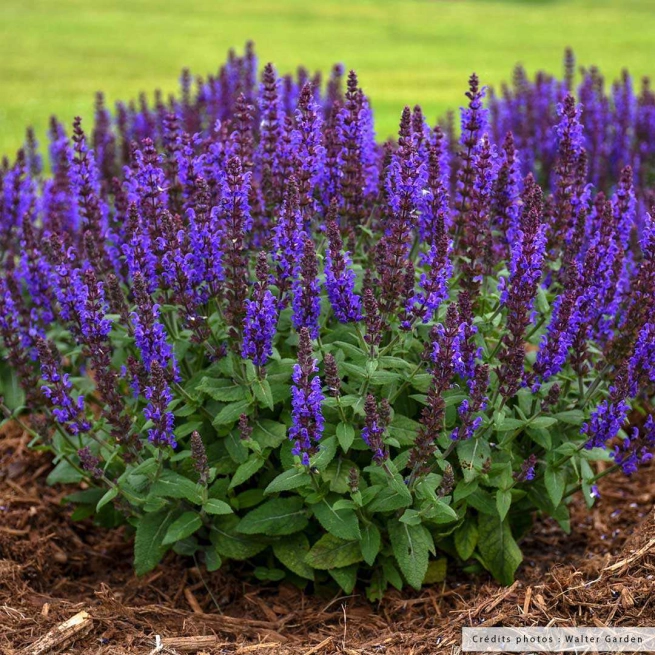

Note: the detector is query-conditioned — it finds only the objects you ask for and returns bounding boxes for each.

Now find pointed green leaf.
[211,516,268,560]
[229,454,266,489]
[496,489,512,521]
[163,511,203,545]
[477,514,523,585]
[264,468,312,494]
[203,499,233,515]
[360,523,381,566]
[149,470,203,504]
[273,533,314,580]
[313,499,360,540]
[329,564,358,593]
[205,548,222,572]
[454,518,479,561]
[388,519,432,590]
[305,534,363,570]
[545,466,567,507]
[196,377,247,402]
[134,509,174,575]
[253,378,275,410]
[252,420,287,448]
[96,487,118,512]
[237,497,307,536]
[212,400,251,427]
[336,423,355,451]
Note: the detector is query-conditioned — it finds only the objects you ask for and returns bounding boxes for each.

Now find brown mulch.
[1,421,654,655]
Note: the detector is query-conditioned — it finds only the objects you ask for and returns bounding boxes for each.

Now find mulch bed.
[1,420,654,655]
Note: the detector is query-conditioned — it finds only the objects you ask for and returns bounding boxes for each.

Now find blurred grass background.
[1,0,654,156]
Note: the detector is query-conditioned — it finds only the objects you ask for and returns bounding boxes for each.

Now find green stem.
[172,382,215,422]
[388,361,424,405]
[563,464,619,501]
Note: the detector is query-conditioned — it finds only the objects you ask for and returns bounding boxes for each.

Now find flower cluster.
[0,44,653,593]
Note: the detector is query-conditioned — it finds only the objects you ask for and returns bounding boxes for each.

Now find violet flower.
[242,253,278,367]
[289,328,324,466]
[143,360,176,449]
[324,207,361,323]
[36,337,91,435]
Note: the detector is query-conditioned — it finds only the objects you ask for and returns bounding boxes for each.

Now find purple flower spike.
[289,328,324,466]
[242,253,278,367]
[612,415,655,476]
[36,337,91,435]
[143,360,176,449]
[361,394,388,464]
[292,236,321,338]
[324,205,362,323]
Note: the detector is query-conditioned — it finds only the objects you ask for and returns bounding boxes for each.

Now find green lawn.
[1,0,654,157]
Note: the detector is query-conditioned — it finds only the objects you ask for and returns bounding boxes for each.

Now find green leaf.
[379,356,415,371]
[203,499,233,515]
[313,499,361,540]
[496,489,512,521]
[388,415,421,446]
[368,475,413,513]
[528,416,557,429]
[330,341,368,365]
[264,468,312,494]
[196,377,246,402]
[324,458,355,494]
[0,366,25,410]
[457,438,491,483]
[388,519,433,590]
[466,488,498,516]
[329,564,358,593]
[360,523,381,566]
[47,459,85,485]
[305,534,363,570]
[229,454,266,489]
[237,497,308,536]
[225,430,248,463]
[477,515,523,585]
[253,378,275,410]
[134,509,174,575]
[454,518,478,560]
[273,533,314,580]
[370,370,401,385]
[150,470,203,504]
[205,549,222,572]
[252,420,287,448]
[336,423,355,451]
[454,479,479,502]
[554,410,585,426]
[400,508,423,526]
[423,558,447,584]
[527,426,552,450]
[382,557,404,590]
[212,400,251,427]
[545,466,567,507]
[174,421,202,439]
[163,511,203,545]
[96,487,118,511]
[495,417,526,432]
[211,516,268,560]
[339,362,367,382]
[424,500,458,524]
[311,436,338,470]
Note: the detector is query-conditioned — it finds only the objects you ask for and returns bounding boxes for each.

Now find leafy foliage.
[0,44,654,599]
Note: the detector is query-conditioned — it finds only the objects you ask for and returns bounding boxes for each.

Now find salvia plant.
[0,44,654,597]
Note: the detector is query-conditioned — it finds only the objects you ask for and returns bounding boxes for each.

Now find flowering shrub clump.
[0,44,654,594]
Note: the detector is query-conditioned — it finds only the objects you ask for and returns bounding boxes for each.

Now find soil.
[1,420,654,655]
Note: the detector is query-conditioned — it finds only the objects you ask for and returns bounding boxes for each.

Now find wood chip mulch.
[1,420,654,655]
